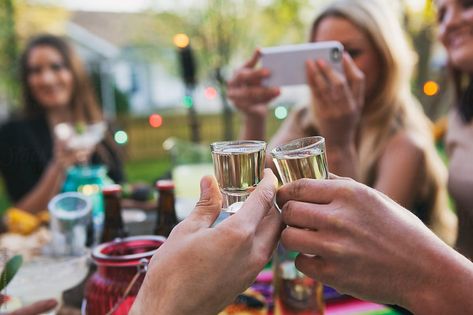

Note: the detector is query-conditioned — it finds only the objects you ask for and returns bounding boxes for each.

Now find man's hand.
[277,176,473,314]
[131,169,282,315]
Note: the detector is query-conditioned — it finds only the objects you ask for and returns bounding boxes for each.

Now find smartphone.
[261,41,344,87]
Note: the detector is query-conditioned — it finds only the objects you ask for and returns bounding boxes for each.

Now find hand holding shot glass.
[271,136,329,314]
[210,140,266,213]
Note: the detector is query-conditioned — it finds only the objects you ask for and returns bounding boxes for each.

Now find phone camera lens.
[331,48,341,62]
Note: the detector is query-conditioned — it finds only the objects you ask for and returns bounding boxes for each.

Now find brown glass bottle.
[154,180,178,237]
[101,184,128,243]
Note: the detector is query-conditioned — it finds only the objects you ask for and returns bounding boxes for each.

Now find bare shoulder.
[381,130,425,167]
[375,130,427,206]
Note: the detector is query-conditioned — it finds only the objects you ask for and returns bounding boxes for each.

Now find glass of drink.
[164,137,214,219]
[48,192,92,256]
[271,136,328,183]
[210,140,266,213]
[271,136,328,315]
[54,121,107,153]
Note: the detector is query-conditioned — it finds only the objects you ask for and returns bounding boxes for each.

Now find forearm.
[326,144,360,180]
[240,115,266,140]
[15,161,66,213]
[404,244,473,314]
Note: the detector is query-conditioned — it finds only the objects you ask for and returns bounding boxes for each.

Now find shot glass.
[210,140,266,213]
[271,136,328,183]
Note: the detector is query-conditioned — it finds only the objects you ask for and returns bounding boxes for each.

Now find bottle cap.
[155,180,174,191]
[103,184,122,195]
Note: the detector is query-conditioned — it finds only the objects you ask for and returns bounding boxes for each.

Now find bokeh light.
[173,33,190,48]
[149,114,163,128]
[114,130,128,145]
[274,106,288,120]
[405,0,426,13]
[183,95,193,108]
[423,80,439,96]
[204,86,218,100]
[79,184,100,196]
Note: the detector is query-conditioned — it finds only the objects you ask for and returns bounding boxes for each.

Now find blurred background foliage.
[0,0,452,210]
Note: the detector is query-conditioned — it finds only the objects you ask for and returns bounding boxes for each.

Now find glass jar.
[273,246,324,315]
[63,165,113,245]
[84,236,165,315]
[163,137,214,218]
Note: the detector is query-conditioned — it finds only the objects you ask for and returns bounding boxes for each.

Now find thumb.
[186,175,222,229]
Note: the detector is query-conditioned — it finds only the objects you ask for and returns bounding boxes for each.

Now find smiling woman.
[0,34,124,214]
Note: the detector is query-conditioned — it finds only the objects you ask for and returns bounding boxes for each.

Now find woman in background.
[0,34,123,214]
[437,0,473,258]
[228,0,457,244]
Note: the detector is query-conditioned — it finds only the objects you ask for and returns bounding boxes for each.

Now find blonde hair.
[310,0,456,244]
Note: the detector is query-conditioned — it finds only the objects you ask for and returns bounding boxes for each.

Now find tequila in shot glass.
[271,136,328,315]
[271,136,328,183]
[210,140,266,213]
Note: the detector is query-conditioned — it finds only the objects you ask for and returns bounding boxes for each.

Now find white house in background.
[66,11,221,117]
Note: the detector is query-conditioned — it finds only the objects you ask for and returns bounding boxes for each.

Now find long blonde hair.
[310,0,456,244]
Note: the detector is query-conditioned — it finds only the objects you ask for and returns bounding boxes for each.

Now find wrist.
[130,274,183,315]
[403,244,473,314]
[245,111,267,122]
[50,159,68,174]
[243,115,266,140]
[326,144,357,164]
[325,135,356,151]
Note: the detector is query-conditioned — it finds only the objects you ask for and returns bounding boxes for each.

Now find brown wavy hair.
[19,34,102,123]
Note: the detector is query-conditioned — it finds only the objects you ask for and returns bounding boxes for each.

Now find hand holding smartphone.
[261,41,344,87]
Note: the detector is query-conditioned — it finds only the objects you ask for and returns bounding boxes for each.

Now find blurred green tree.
[0,0,69,111]
[0,0,19,108]
[181,0,311,140]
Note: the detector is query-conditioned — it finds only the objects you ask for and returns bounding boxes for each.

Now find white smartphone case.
[261,41,344,87]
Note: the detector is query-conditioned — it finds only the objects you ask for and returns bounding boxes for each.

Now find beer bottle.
[154,180,178,237]
[101,184,128,243]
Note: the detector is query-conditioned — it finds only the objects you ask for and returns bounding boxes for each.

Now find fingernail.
[262,68,270,76]
[317,60,325,67]
[200,176,211,192]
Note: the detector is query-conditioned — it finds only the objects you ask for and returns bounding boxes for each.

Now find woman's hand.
[52,139,92,170]
[277,176,473,314]
[228,50,280,119]
[131,169,282,315]
[5,299,57,315]
[306,53,365,149]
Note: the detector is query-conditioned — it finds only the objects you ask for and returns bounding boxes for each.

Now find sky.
[62,0,150,12]
[60,0,206,12]
[55,0,427,13]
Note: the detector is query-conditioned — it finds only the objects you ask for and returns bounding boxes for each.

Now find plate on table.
[6,254,89,309]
